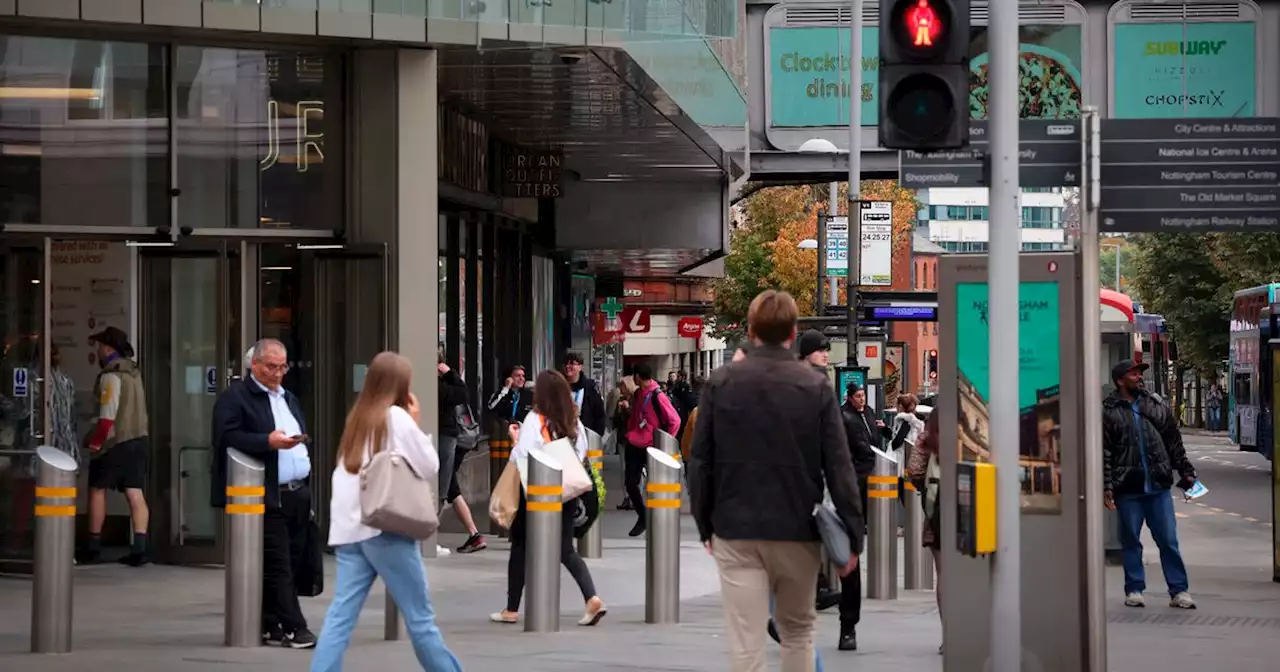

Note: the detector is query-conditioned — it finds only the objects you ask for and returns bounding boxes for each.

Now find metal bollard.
[384,587,402,640]
[866,456,899,600]
[578,428,604,559]
[645,448,682,624]
[224,448,266,648]
[489,421,512,537]
[524,448,563,633]
[654,430,689,513]
[902,481,935,590]
[32,446,77,654]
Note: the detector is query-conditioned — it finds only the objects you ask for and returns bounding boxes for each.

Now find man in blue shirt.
[1102,359,1198,610]
[212,338,316,649]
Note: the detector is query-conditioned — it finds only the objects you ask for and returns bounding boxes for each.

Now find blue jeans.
[770,596,823,672]
[310,533,461,672]
[1207,407,1221,431]
[1115,490,1190,597]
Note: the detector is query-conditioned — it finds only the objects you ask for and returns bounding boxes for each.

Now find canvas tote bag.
[360,445,439,540]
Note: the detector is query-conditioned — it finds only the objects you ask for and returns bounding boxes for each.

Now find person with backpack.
[489,369,607,627]
[623,362,681,537]
[905,402,942,655]
[435,356,472,558]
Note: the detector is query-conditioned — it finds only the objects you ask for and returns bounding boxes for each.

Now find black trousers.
[505,496,597,612]
[263,484,310,634]
[839,475,871,628]
[623,443,647,521]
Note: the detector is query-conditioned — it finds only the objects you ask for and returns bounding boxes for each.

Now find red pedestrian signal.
[879,0,968,150]
[905,0,943,48]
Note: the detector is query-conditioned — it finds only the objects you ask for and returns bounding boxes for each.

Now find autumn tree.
[1128,233,1231,377]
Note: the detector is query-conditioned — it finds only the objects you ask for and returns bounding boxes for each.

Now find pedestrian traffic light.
[928,349,938,380]
[878,0,970,150]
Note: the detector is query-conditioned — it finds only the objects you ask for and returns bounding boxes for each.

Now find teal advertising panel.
[768,25,1082,127]
[836,366,868,405]
[1113,21,1256,118]
[954,281,1063,513]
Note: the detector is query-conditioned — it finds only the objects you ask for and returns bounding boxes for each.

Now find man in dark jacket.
[563,352,606,435]
[798,328,831,372]
[211,338,316,649]
[438,356,483,555]
[837,382,888,650]
[487,364,532,425]
[1103,359,1198,609]
[691,290,864,671]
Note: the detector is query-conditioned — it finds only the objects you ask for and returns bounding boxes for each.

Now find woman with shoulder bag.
[904,402,943,655]
[490,369,607,627]
[311,352,462,672]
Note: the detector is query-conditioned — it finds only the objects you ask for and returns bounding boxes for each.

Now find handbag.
[453,402,481,451]
[488,459,522,529]
[294,515,325,597]
[541,437,594,501]
[813,502,852,565]
[359,447,439,541]
[923,453,942,522]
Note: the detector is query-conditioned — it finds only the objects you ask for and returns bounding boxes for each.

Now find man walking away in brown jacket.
[691,290,865,672]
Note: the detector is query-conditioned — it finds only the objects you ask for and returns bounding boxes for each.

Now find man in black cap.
[79,326,151,566]
[1103,358,1197,610]
[797,329,831,373]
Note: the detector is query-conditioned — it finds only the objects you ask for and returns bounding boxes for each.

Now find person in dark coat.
[837,382,890,651]
[563,352,606,436]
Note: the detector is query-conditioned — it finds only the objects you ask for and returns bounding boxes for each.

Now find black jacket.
[438,370,470,437]
[1102,389,1195,494]
[570,376,607,436]
[690,344,865,554]
[487,385,532,425]
[211,378,310,510]
[842,402,887,478]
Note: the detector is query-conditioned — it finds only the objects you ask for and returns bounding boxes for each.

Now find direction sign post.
[1098,118,1280,232]
[899,120,1082,189]
[826,217,849,278]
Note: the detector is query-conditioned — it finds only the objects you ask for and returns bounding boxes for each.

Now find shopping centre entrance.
[0,234,386,572]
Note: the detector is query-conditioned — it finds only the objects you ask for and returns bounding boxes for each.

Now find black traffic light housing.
[878,0,970,150]
[927,349,939,379]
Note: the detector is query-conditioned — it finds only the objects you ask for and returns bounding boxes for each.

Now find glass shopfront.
[0,32,377,571]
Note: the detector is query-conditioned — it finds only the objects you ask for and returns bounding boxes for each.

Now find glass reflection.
[0,36,167,228]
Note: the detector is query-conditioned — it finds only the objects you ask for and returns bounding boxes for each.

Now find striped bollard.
[224,448,266,647]
[32,446,77,654]
[578,428,604,559]
[867,458,900,600]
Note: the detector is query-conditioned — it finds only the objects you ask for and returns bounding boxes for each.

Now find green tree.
[1206,232,1280,289]
[1127,233,1231,377]
[1099,244,1136,294]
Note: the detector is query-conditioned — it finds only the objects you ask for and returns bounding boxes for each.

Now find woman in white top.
[310,352,462,672]
[889,393,925,477]
[490,369,607,626]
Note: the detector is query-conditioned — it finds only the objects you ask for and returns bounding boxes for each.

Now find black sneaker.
[816,587,840,612]
[767,619,780,644]
[838,628,857,651]
[457,533,487,554]
[117,552,151,567]
[262,625,285,645]
[617,497,633,511]
[628,520,646,537]
[283,628,317,649]
[75,549,102,565]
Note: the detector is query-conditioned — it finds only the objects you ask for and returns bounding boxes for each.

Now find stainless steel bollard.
[384,587,402,640]
[32,446,77,654]
[902,481,935,590]
[654,429,689,513]
[224,448,266,648]
[525,448,564,633]
[866,456,899,600]
[577,428,604,559]
[644,448,682,624]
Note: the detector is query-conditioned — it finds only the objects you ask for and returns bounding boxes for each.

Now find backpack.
[453,402,481,451]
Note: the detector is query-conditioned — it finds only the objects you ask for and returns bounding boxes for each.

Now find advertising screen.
[1112,21,1256,118]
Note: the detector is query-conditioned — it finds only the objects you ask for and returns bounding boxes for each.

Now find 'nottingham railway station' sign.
[1098,118,1280,232]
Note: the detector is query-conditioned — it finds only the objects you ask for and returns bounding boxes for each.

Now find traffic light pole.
[846,0,862,368]
[988,0,1022,666]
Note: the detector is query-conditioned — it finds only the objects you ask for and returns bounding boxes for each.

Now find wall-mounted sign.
[677,317,704,338]
[622,307,651,334]
[859,201,893,287]
[1111,21,1256,119]
[500,149,562,198]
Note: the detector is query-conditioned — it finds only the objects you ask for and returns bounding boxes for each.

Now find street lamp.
[1101,242,1123,292]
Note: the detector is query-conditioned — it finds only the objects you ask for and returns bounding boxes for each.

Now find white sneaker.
[435,545,451,558]
[1124,592,1146,607]
[1169,591,1196,609]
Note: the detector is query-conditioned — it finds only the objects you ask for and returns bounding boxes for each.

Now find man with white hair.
[212,338,317,649]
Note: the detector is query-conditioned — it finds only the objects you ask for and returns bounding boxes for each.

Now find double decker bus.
[1228,283,1280,456]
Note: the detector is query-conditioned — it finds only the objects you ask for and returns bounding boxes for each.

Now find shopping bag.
[488,459,522,529]
[540,437,594,501]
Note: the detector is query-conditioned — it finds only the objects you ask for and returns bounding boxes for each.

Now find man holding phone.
[212,338,317,649]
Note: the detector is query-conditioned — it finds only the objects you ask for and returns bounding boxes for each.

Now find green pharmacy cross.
[601,297,624,320]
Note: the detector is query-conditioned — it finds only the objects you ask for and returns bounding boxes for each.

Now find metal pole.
[645,448,682,623]
[578,428,604,559]
[817,208,828,315]
[525,448,563,633]
[385,590,402,640]
[1114,245,1121,292]
[846,0,862,366]
[989,0,1022,664]
[655,429,688,512]
[1081,106,1109,672]
[32,446,76,654]
[224,448,265,648]
[902,481,934,590]
[866,456,899,599]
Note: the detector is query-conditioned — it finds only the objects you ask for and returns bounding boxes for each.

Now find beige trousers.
[712,536,823,672]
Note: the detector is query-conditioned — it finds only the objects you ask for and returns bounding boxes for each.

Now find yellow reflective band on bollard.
[646,483,682,493]
[903,481,918,492]
[34,505,75,517]
[868,490,900,498]
[587,450,603,459]
[35,487,76,498]
[226,504,265,515]
[646,499,682,509]
[526,485,563,497]
[526,501,562,512]
[868,475,898,485]
[225,486,265,497]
